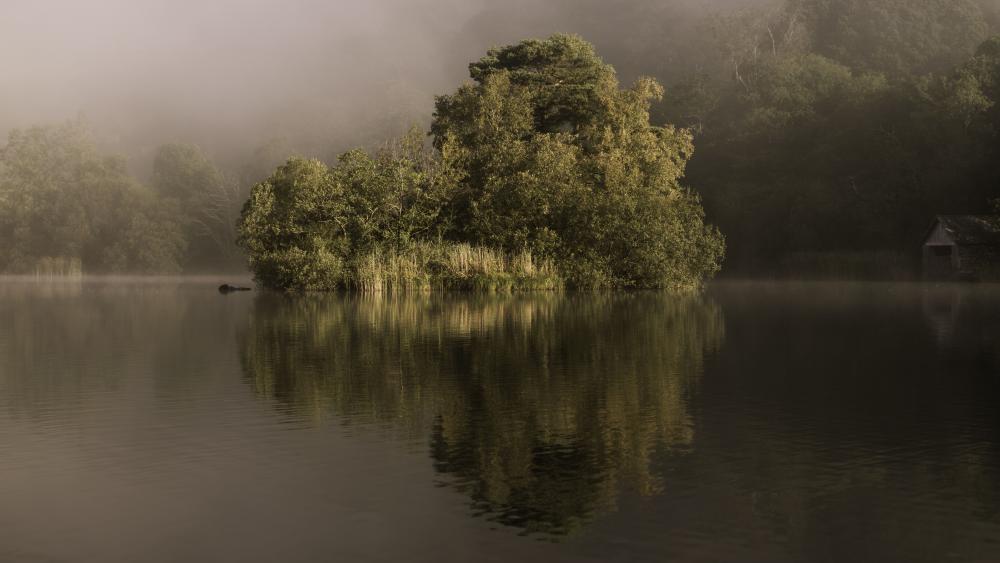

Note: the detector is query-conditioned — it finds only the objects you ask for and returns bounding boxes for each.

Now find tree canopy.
[151,143,247,269]
[239,35,724,290]
[0,121,186,274]
[792,0,993,77]
[663,0,1000,275]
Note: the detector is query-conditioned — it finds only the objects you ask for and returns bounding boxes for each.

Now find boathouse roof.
[925,215,1000,246]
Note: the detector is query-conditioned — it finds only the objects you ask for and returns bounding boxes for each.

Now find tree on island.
[238,34,725,290]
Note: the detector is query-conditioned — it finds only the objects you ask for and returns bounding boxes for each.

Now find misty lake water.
[1,279,999,562]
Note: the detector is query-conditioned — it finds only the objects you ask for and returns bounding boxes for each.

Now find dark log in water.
[218,284,251,293]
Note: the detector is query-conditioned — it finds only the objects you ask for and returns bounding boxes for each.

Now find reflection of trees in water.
[0,281,189,416]
[691,282,1000,563]
[0,280,255,419]
[240,293,724,536]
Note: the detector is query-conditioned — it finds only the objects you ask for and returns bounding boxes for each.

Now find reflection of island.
[239,293,724,536]
[0,281,209,416]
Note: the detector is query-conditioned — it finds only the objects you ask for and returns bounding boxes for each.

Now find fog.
[0,0,761,167]
[5,0,1000,278]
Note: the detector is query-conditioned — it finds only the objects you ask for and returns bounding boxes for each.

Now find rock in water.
[218,284,251,293]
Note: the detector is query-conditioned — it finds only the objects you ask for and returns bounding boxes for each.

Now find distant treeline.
[0,122,280,274]
[2,0,1000,279]
[664,0,1000,274]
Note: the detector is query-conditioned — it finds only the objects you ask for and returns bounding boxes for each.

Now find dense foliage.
[660,0,1000,275]
[0,121,186,274]
[457,0,1000,276]
[238,36,725,290]
[431,35,725,288]
[152,143,246,269]
[0,122,252,275]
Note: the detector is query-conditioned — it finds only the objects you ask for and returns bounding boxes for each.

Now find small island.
[236,35,725,292]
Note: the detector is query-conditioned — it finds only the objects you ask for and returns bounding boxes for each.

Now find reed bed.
[32,257,83,279]
[347,242,562,293]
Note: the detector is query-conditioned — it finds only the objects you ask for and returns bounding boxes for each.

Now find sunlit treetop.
[433,34,671,144]
[464,34,619,134]
[429,34,724,288]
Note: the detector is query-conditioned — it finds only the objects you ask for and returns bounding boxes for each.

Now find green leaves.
[335,129,456,253]
[794,0,993,76]
[0,121,186,274]
[151,142,246,268]
[240,35,725,290]
[433,34,724,289]
[237,133,461,290]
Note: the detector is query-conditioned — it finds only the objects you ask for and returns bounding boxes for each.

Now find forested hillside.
[2,0,999,279]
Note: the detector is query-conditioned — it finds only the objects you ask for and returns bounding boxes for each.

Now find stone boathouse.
[923,215,1000,281]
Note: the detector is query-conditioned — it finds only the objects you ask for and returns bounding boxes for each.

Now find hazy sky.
[0,0,759,166]
[1,1,480,157]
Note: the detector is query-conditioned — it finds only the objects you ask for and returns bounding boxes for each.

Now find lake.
[1,279,998,562]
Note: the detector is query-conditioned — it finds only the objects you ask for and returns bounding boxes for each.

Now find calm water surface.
[1,279,999,562]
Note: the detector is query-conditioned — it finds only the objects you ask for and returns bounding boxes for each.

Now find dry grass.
[33,257,83,279]
[348,242,562,293]
[352,247,432,292]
